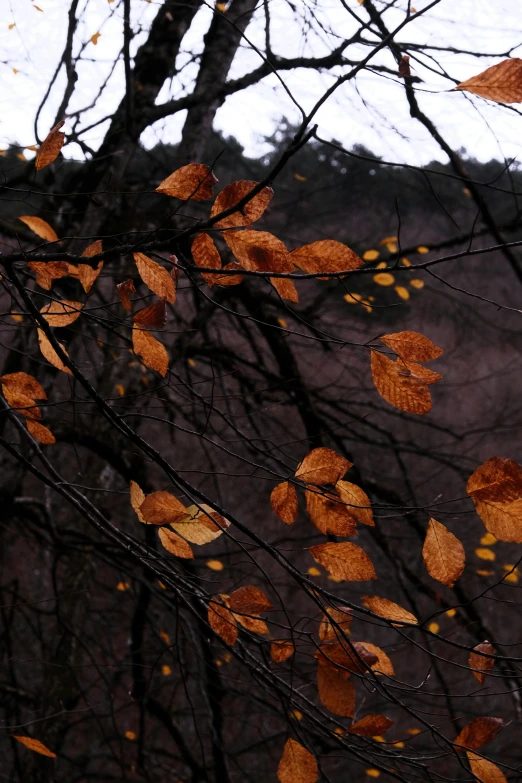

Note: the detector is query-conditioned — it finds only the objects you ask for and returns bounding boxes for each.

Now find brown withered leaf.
[469,641,495,685]
[158,527,194,559]
[35,120,65,170]
[139,490,189,525]
[309,542,376,582]
[214,262,244,286]
[335,481,374,527]
[26,419,56,444]
[270,276,299,302]
[319,606,353,642]
[306,489,357,536]
[228,585,272,615]
[467,752,508,783]
[290,240,363,275]
[28,261,69,290]
[129,480,147,524]
[211,180,273,228]
[19,216,58,243]
[295,447,352,486]
[2,387,41,420]
[401,359,442,385]
[78,261,103,293]
[156,164,217,201]
[40,299,83,327]
[315,639,378,676]
[456,58,522,104]
[117,279,136,310]
[191,233,222,286]
[467,457,522,504]
[371,350,432,414]
[133,299,166,329]
[225,230,293,273]
[270,640,295,662]
[277,738,318,783]
[134,253,176,303]
[317,662,356,717]
[208,596,238,646]
[398,55,411,78]
[358,642,395,676]
[171,503,229,545]
[473,497,522,543]
[348,715,394,736]
[454,717,504,751]
[363,596,418,625]
[380,330,443,362]
[270,481,298,525]
[1,372,46,400]
[37,329,73,374]
[13,735,57,758]
[422,518,465,587]
[132,326,169,376]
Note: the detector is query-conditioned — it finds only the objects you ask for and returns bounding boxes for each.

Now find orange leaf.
[422,518,465,587]
[213,262,244,286]
[139,490,189,525]
[170,504,229,545]
[319,606,353,642]
[309,542,376,581]
[371,350,432,414]
[37,329,72,374]
[335,481,374,527]
[467,752,508,783]
[290,240,363,275]
[469,641,495,685]
[456,58,522,104]
[317,662,356,717]
[295,447,352,485]
[467,457,522,503]
[211,180,273,228]
[306,489,357,536]
[35,120,65,170]
[156,163,217,201]
[271,640,295,662]
[40,299,83,327]
[130,480,147,524]
[134,253,176,303]
[473,498,522,543]
[315,639,378,676]
[270,276,299,302]
[28,261,69,290]
[1,372,46,400]
[277,738,318,783]
[117,279,136,310]
[158,527,194,559]
[13,735,56,758]
[227,585,272,615]
[191,233,222,286]
[208,596,238,646]
[225,230,293,273]
[348,715,394,736]
[26,419,55,444]
[19,216,58,242]
[133,299,166,329]
[363,596,418,625]
[270,481,298,525]
[78,240,104,292]
[3,387,42,420]
[358,642,395,676]
[132,326,169,376]
[380,330,443,362]
[454,717,503,751]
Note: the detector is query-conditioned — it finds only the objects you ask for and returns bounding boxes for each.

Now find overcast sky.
[2,0,522,167]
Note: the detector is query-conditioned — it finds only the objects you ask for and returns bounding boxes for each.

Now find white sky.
[1,0,522,166]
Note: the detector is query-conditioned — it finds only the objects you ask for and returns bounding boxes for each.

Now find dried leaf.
[19,216,58,243]
[228,585,272,615]
[456,58,522,104]
[380,330,443,362]
[132,326,169,376]
[348,715,394,736]
[133,299,166,329]
[156,164,217,201]
[467,457,522,503]
[28,261,69,290]
[271,640,295,662]
[315,639,378,675]
[211,180,273,228]
[158,527,194,559]
[295,447,352,485]
[306,489,357,536]
[469,641,495,685]
[363,596,418,625]
[214,262,244,286]
[309,542,376,581]
[12,735,57,758]
[117,279,136,310]
[1,372,46,400]
[422,518,465,587]
[467,752,508,783]
[319,606,353,642]
[40,299,83,327]
[192,233,222,286]
[358,642,395,676]
[270,481,298,525]
[225,230,293,273]
[37,329,72,374]
[171,503,229,545]
[371,350,432,414]
[139,490,189,525]
[401,360,442,385]
[317,662,356,717]
[26,419,55,444]
[130,481,147,524]
[270,276,299,302]
[35,120,65,170]
[3,387,41,419]
[134,253,176,303]
[78,255,103,293]
[474,498,522,543]
[454,717,504,751]
[277,738,318,783]
[399,55,411,78]
[290,240,363,275]
[208,596,238,646]
[335,481,374,527]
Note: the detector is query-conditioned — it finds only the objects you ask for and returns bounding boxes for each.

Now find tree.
[1,2,522,781]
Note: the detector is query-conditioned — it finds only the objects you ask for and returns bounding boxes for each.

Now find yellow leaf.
[34,5,43,11]
[294,172,307,182]
[416,245,429,254]
[481,532,497,545]
[207,559,224,571]
[125,731,136,740]
[90,32,101,45]
[428,622,440,633]
[116,384,125,396]
[277,317,287,327]
[161,664,172,676]
[395,285,410,300]
[116,581,130,591]
[363,249,379,261]
[366,770,380,778]
[475,548,495,561]
[19,216,58,242]
[8,23,15,29]
[446,608,457,617]
[308,566,321,576]
[379,236,398,245]
[373,272,394,286]
[410,278,424,289]
[159,629,170,644]
[477,569,494,576]
[13,736,56,758]
[401,257,412,266]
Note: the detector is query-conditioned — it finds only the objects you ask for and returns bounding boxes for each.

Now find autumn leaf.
[422,518,465,587]
[78,240,104,292]
[1,372,46,400]
[271,640,295,662]
[290,240,363,275]
[28,261,69,290]
[277,738,318,783]
[319,606,353,642]
[363,596,418,625]
[19,216,58,242]
[130,481,147,524]
[213,262,244,286]
[139,490,189,525]
[379,330,443,362]
[225,230,293,273]
[295,447,352,485]
[40,299,83,327]
[133,299,166,329]
[309,542,376,581]
[315,639,378,675]
[191,233,223,286]
[306,489,357,536]
[456,58,522,104]
[270,481,298,525]
[13,735,56,758]
[270,276,299,302]
[228,585,272,615]
[37,329,73,374]
[170,503,229,545]
[35,120,65,170]
[371,350,432,414]
[348,715,394,736]
[26,419,56,444]
[132,326,169,376]
[335,481,374,526]
[134,253,176,303]
[469,641,495,684]
[473,497,522,543]
[467,752,508,783]
[117,279,136,310]
[358,642,395,676]
[158,527,194,559]
[467,457,522,503]
[208,596,238,646]
[317,662,356,717]
[156,163,217,201]
[211,180,273,228]
[454,717,503,751]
